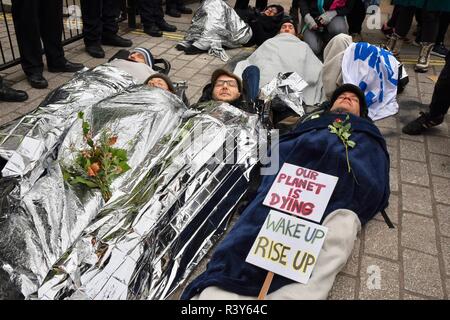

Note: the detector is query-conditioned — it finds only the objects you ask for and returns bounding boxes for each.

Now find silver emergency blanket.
[0,85,186,299]
[260,72,308,117]
[181,0,252,61]
[0,65,135,182]
[36,102,262,300]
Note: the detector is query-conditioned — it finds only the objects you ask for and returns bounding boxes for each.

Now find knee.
[327,17,349,36]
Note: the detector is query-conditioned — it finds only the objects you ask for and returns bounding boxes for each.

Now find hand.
[304,13,318,30]
[317,10,337,26]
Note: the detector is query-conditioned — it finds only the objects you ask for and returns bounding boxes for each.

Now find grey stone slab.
[420,93,433,105]
[184,57,215,70]
[436,204,450,237]
[400,131,425,143]
[427,120,449,137]
[400,139,426,162]
[376,116,397,129]
[432,176,450,205]
[186,84,202,100]
[170,59,189,71]
[365,219,399,260]
[188,74,210,88]
[387,145,398,168]
[401,184,433,215]
[375,194,399,224]
[446,278,450,298]
[174,67,200,80]
[403,292,428,300]
[358,255,400,299]
[341,237,361,277]
[328,275,356,300]
[401,213,438,255]
[0,111,21,127]
[426,135,450,156]
[400,159,429,186]
[379,126,399,147]
[429,154,450,179]
[390,167,399,192]
[403,248,444,298]
[442,237,450,277]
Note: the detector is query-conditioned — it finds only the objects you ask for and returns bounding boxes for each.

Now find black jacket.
[298,0,355,18]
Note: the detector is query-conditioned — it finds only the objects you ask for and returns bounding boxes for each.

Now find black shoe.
[402,112,445,135]
[101,34,133,47]
[0,85,28,102]
[166,8,181,18]
[86,45,105,58]
[184,44,206,55]
[157,21,177,32]
[144,25,163,37]
[27,74,48,89]
[48,60,84,73]
[177,6,193,14]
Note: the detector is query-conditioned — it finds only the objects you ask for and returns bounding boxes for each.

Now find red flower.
[87,162,101,177]
[335,118,343,123]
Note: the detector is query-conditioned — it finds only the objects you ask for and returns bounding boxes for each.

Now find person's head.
[211,69,243,103]
[330,84,368,118]
[262,5,283,17]
[146,73,175,93]
[279,16,297,35]
[128,47,154,67]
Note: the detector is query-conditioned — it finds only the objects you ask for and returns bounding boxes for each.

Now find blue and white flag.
[342,42,400,121]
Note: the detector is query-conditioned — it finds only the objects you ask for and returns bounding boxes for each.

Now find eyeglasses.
[215,79,238,88]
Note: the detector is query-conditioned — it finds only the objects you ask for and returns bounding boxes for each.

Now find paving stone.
[365,219,399,260]
[436,204,450,237]
[376,116,397,129]
[328,275,356,300]
[429,154,450,179]
[387,145,398,168]
[426,135,450,156]
[400,159,429,186]
[375,194,399,225]
[400,131,425,143]
[341,237,360,277]
[403,248,444,298]
[358,255,400,299]
[446,278,450,298]
[432,176,450,205]
[174,67,200,80]
[400,139,426,162]
[379,126,399,147]
[427,121,449,137]
[401,213,437,255]
[441,237,450,277]
[390,167,399,192]
[0,111,22,127]
[402,292,428,300]
[170,59,189,71]
[401,184,432,215]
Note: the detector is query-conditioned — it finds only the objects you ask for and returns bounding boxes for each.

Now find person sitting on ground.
[402,51,449,135]
[181,83,390,300]
[298,0,354,56]
[146,73,176,93]
[0,76,28,102]
[107,47,158,83]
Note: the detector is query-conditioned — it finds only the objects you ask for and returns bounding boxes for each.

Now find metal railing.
[0,0,133,71]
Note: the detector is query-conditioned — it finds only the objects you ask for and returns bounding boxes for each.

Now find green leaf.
[342,132,351,140]
[347,140,356,148]
[78,111,84,119]
[72,176,98,188]
[119,162,131,172]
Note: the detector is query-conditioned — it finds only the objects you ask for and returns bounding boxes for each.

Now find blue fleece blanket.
[181,112,390,299]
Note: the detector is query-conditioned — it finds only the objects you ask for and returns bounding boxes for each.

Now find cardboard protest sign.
[263,163,338,223]
[246,210,328,284]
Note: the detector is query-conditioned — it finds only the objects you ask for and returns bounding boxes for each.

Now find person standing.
[11,0,84,89]
[382,0,450,73]
[139,0,177,37]
[165,0,193,18]
[80,0,133,58]
[0,76,28,102]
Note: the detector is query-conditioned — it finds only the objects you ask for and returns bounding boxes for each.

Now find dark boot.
[27,74,48,89]
[85,45,105,58]
[0,85,28,102]
[157,21,177,32]
[101,34,133,47]
[402,112,445,135]
[382,33,403,57]
[177,6,193,14]
[144,25,163,37]
[166,8,181,17]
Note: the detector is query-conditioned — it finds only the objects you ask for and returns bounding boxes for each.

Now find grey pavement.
[0,0,449,300]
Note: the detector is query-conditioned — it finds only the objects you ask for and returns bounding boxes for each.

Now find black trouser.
[395,6,439,42]
[234,0,267,11]
[387,4,401,28]
[429,52,450,117]
[139,0,164,27]
[347,0,366,34]
[436,12,450,44]
[11,0,65,75]
[166,0,182,11]
[80,0,120,46]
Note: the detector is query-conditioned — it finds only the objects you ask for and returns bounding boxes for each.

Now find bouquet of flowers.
[62,112,130,202]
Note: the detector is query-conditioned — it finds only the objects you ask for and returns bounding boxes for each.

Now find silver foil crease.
[260,72,308,117]
[182,0,252,61]
[36,102,262,300]
[0,84,186,299]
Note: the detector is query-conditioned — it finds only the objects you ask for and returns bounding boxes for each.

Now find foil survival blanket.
[37,102,262,300]
[0,84,186,299]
